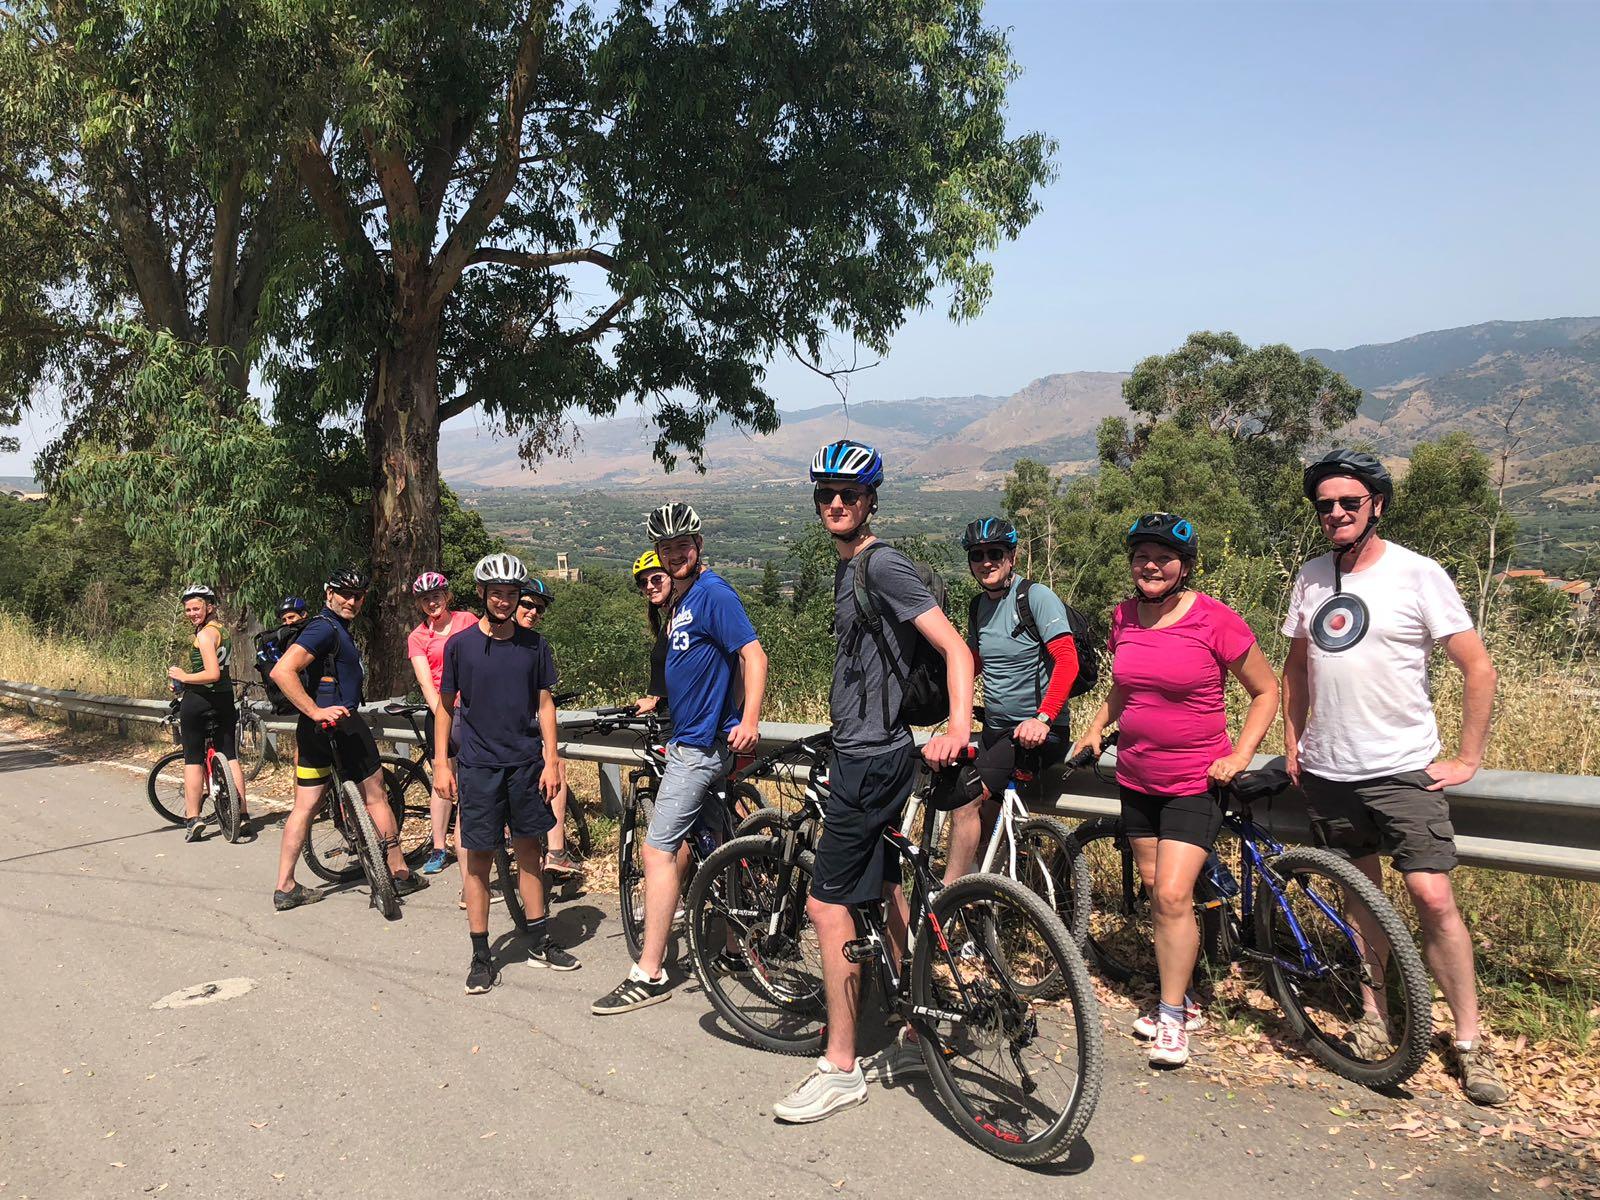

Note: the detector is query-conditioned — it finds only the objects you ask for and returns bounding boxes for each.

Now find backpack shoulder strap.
[1012,578,1041,645]
[966,592,982,658]
[851,542,888,634]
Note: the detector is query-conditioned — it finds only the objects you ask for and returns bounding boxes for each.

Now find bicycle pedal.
[841,936,877,964]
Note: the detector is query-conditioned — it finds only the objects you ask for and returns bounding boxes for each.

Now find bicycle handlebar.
[591,704,639,717]
[1065,730,1118,771]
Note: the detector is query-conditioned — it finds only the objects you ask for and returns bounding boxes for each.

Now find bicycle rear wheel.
[618,789,653,960]
[345,781,401,920]
[146,750,191,825]
[497,846,529,932]
[913,872,1103,1166]
[303,790,364,884]
[213,753,243,843]
[1015,816,1092,952]
[1255,847,1431,1089]
[379,755,434,869]
[237,707,267,781]
[686,835,826,1055]
[1070,816,1155,984]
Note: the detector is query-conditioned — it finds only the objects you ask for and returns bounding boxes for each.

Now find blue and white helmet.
[809,440,884,489]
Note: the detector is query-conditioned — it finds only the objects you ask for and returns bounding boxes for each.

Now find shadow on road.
[0,822,178,863]
[0,746,67,774]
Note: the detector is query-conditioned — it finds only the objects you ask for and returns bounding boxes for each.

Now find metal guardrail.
[2,679,1597,883]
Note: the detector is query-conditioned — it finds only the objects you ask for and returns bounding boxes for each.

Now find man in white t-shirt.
[1282,449,1507,1107]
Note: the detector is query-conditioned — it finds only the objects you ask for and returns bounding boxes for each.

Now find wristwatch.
[1035,711,1053,724]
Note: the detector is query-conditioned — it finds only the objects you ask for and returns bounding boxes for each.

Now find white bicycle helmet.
[473,553,528,586]
[180,583,218,603]
[646,502,701,541]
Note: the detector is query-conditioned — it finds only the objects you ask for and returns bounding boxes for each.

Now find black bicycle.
[146,698,244,842]
[686,733,1103,1166]
[1068,734,1431,1089]
[296,715,403,919]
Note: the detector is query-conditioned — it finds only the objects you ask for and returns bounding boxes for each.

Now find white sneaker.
[773,1058,868,1123]
[1148,1020,1190,1067]
[1133,997,1205,1039]
[862,1031,927,1086]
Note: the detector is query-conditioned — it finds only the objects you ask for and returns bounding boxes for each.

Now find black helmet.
[519,578,553,605]
[1302,449,1393,506]
[325,566,369,593]
[961,516,1019,551]
[277,596,308,617]
[1125,512,1199,559]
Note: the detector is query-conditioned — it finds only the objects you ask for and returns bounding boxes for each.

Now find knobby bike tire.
[686,835,826,1056]
[146,750,190,825]
[303,788,364,884]
[213,753,243,844]
[498,847,529,932]
[1014,816,1093,953]
[237,708,267,782]
[558,791,593,860]
[618,788,654,961]
[1069,816,1154,984]
[379,755,434,869]
[913,872,1103,1166]
[733,807,785,839]
[1255,847,1431,1089]
[345,781,401,920]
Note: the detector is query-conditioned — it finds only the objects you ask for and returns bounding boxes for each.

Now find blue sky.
[6,0,1597,471]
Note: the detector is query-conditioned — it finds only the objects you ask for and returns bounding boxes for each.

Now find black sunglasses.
[331,586,366,600]
[813,486,864,506]
[1314,495,1371,515]
[635,572,670,590]
[517,598,547,612]
[967,547,1009,564]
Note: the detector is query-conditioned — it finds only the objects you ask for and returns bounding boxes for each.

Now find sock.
[628,962,666,986]
[1158,1001,1187,1026]
[1454,1039,1475,1052]
[525,916,549,950]
[470,931,490,962]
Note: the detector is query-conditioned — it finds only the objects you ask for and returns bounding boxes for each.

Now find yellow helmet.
[631,550,663,579]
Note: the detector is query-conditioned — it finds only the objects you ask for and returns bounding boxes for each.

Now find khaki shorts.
[1300,769,1457,873]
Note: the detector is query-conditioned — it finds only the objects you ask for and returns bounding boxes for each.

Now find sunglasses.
[517,599,547,613]
[967,547,1009,564]
[813,486,864,507]
[1314,495,1371,515]
[635,572,670,591]
[331,587,366,600]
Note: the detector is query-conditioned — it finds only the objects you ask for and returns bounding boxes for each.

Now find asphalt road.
[0,738,1541,1199]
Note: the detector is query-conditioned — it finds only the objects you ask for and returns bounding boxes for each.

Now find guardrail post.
[117,718,129,738]
[65,709,77,731]
[598,763,625,818]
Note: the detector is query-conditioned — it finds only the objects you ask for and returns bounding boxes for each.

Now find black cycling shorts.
[812,744,920,907]
[295,713,381,788]
[969,724,1068,800]
[1119,785,1224,850]
[178,689,238,765]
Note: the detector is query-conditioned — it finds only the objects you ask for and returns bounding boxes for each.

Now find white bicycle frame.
[900,779,1039,886]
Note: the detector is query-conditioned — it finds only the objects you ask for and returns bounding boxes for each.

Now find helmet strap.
[1134,563,1191,606]
[981,567,1016,597]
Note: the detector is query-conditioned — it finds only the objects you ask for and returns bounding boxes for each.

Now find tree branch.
[465,246,618,272]
[98,160,194,339]
[564,290,634,347]
[363,128,424,286]
[205,159,246,348]
[291,132,385,288]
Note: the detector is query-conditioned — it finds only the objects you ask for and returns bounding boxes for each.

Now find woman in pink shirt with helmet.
[1072,513,1278,1068]
[408,571,479,875]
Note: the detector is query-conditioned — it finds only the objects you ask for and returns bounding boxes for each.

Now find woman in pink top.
[407,571,479,874]
[1072,513,1278,1069]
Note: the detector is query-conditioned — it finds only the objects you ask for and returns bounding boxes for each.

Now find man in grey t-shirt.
[772,439,973,1127]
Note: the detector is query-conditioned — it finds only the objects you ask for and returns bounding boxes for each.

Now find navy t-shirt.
[296,608,365,710]
[440,623,558,768]
[664,570,758,749]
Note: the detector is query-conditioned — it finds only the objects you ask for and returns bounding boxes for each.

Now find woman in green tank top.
[168,585,250,840]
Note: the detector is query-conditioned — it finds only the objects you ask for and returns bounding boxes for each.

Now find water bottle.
[692,820,717,859]
[1202,852,1240,899]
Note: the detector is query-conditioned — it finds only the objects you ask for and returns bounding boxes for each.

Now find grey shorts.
[1300,769,1458,874]
[645,741,732,853]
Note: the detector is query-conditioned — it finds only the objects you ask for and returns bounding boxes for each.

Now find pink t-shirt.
[1107,592,1257,797]
[407,610,478,692]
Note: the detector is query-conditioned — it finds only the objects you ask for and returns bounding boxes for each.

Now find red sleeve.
[1037,633,1079,723]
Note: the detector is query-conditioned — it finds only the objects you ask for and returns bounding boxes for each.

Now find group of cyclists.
[169,436,1510,1128]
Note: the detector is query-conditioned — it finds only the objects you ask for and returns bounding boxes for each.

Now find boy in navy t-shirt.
[437,554,579,993]
[591,502,768,1015]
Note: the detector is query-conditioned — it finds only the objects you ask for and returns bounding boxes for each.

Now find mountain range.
[438,317,1600,500]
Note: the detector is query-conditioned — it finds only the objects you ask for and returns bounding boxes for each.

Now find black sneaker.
[712,949,752,974]
[466,956,497,994]
[527,942,580,972]
[394,872,430,897]
[185,818,205,843]
[273,883,325,912]
[591,968,671,1014]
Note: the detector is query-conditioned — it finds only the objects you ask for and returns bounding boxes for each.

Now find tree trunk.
[364,321,444,697]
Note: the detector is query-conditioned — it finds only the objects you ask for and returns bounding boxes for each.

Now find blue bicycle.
[1068,735,1431,1089]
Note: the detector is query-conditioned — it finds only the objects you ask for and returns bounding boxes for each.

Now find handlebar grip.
[551,690,581,706]
[593,705,639,717]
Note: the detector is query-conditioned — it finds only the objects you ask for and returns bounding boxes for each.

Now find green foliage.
[439,486,506,610]
[760,560,781,608]
[1385,431,1517,586]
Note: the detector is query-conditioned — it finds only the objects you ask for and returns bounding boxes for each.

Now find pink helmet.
[411,571,449,595]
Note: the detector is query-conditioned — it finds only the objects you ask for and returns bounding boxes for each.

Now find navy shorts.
[457,761,555,853]
[812,744,920,907]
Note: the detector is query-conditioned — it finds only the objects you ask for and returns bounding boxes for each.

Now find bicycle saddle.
[1229,767,1291,803]
[384,702,429,715]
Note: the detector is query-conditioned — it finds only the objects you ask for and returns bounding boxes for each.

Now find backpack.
[253,618,337,715]
[965,578,1100,718]
[850,542,952,727]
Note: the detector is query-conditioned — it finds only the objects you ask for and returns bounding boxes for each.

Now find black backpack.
[850,542,952,727]
[253,618,337,715]
[965,578,1099,717]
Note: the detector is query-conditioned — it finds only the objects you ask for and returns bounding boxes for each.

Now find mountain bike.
[1069,735,1431,1089]
[564,705,768,960]
[297,716,402,919]
[234,681,269,782]
[686,732,1103,1166]
[146,699,244,842]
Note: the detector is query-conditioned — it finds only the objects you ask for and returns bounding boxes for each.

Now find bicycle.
[146,698,245,843]
[297,715,403,920]
[1068,734,1432,1089]
[564,705,767,960]
[685,732,1102,1166]
[234,680,269,782]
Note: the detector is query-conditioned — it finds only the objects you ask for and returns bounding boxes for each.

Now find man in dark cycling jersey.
[269,567,426,912]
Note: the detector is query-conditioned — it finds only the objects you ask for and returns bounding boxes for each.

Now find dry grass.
[0,610,171,697]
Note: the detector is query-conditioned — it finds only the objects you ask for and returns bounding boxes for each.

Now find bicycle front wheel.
[913,872,1103,1166]
[686,835,826,1055]
[497,847,529,932]
[303,792,363,884]
[1255,847,1431,1089]
[237,708,267,781]
[618,790,653,960]
[146,750,190,825]
[345,782,400,920]
[213,754,243,843]
[1070,816,1155,984]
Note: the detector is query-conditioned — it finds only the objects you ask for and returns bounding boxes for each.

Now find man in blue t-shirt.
[269,566,426,913]
[436,554,578,993]
[592,502,767,1015]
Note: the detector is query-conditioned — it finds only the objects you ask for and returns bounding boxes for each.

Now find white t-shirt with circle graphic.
[1281,541,1474,782]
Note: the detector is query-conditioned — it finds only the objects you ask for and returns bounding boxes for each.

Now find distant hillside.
[440,317,1600,498]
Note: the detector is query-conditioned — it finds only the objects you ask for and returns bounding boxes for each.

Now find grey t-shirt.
[973,577,1073,727]
[830,543,937,755]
